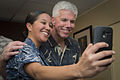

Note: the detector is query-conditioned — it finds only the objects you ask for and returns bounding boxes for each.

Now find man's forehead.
[58,10,76,19]
[59,9,75,15]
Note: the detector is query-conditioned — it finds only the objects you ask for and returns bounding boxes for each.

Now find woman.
[6,10,51,79]
[6,10,83,80]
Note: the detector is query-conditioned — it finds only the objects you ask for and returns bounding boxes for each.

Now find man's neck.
[51,30,65,49]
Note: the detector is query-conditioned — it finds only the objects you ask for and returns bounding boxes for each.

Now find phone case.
[93,26,113,59]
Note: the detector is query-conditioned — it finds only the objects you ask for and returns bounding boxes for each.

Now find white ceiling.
[0,0,105,23]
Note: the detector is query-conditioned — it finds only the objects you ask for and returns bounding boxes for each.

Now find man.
[0,1,115,79]
[40,1,81,66]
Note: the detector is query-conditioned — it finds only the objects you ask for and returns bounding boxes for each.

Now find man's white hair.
[52,1,78,18]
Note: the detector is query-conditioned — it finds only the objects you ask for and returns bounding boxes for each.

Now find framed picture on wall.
[73,25,92,54]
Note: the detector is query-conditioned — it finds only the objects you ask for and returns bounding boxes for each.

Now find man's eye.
[70,20,75,24]
[61,19,67,22]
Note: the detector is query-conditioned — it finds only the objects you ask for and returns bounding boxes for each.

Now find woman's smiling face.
[29,13,51,43]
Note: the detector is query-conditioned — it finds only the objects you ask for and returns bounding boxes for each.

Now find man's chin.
[60,35,69,39]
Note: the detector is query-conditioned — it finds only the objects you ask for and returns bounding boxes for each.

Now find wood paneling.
[0,21,25,41]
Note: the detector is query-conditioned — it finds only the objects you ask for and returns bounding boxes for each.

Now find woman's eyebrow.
[41,19,46,21]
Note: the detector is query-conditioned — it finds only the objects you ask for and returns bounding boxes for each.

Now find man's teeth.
[62,27,67,30]
[62,28,71,31]
[62,29,70,32]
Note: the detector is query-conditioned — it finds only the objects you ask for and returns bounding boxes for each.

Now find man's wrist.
[0,55,7,62]
[72,64,83,79]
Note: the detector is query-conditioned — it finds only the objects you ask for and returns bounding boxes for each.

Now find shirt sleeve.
[17,45,44,77]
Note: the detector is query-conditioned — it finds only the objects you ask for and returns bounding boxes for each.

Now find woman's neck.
[28,35,41,49]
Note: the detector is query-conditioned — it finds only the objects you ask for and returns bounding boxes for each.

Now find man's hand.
[1,41,26,61]
[77,42,115,78]
[0,41,26,79]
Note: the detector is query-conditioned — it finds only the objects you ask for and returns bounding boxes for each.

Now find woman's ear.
[26,23,32,32]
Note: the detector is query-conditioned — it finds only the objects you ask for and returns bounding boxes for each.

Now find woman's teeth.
[42,32,49,36]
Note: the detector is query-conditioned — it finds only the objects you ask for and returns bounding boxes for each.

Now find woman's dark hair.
[23,10,47,37]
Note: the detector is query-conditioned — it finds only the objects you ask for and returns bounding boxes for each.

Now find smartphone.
[93,26,113,59]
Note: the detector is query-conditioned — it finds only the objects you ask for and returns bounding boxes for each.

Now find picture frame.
[73,25,92,54]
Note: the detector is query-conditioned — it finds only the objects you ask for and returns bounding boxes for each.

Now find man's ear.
[26,23,32,32]
[51,17,55,26]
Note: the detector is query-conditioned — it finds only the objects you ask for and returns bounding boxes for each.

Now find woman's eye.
[41,22,46,25]
[49,22,53,28]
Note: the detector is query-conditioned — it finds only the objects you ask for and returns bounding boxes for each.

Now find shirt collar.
[24,37,39,51]
[48,35,72,47]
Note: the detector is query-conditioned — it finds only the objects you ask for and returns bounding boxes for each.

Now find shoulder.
[67,37,79,46]
[18,45,38,60]
[21,44,33,50]
[16,45,42,64]
[19,45,34,53]
[67,37,81,53]
[67,37,77,41]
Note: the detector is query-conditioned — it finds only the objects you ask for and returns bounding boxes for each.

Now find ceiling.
[0,0,105,23]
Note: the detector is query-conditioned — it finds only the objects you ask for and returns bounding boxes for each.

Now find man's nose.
[66,21,71,27]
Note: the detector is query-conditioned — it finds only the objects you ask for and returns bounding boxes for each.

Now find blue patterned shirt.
[6,38,48,80]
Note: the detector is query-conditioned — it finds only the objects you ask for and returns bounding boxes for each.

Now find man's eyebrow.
[61,18,75,21]
[70,19,75,21]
